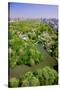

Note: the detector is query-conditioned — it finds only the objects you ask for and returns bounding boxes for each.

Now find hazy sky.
[8,3,58,19]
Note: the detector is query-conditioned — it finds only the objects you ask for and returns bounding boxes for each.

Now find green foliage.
[9,66,58,87]
[9,78,19,87]
[23,71,34,80]
[33,69,44,85]
[29,76,39,86]
[27,58,35,66]
[21,66,58,87]
[17,43,42,66]
[22,71,40,86]
[9,20,58,69]
[33,66,58,85]
[21,79,30,87]
[9,20,58,87]
[8,48,17,68]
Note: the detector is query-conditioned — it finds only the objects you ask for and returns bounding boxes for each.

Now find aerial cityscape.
[8,3,58,87]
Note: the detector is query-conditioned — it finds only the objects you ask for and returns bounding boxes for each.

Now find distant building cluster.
[40,18,58,32]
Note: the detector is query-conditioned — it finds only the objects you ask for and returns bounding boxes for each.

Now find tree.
[9,49,17,68]
[33,66,58,85]
[21,79,29,87]
[27,58,35,66]
[23,71,34,80]
[29,76,39,86]
[33,69,44,85]
[9,78,19,87]
[21,72,33,86]
[22,71,40,86]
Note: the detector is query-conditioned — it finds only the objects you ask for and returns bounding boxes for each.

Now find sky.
[8,2,58,19]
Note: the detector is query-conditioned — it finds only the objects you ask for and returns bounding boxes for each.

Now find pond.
[10,43,57,79]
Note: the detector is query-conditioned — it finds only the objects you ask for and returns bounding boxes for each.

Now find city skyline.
[8,3,58,19]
